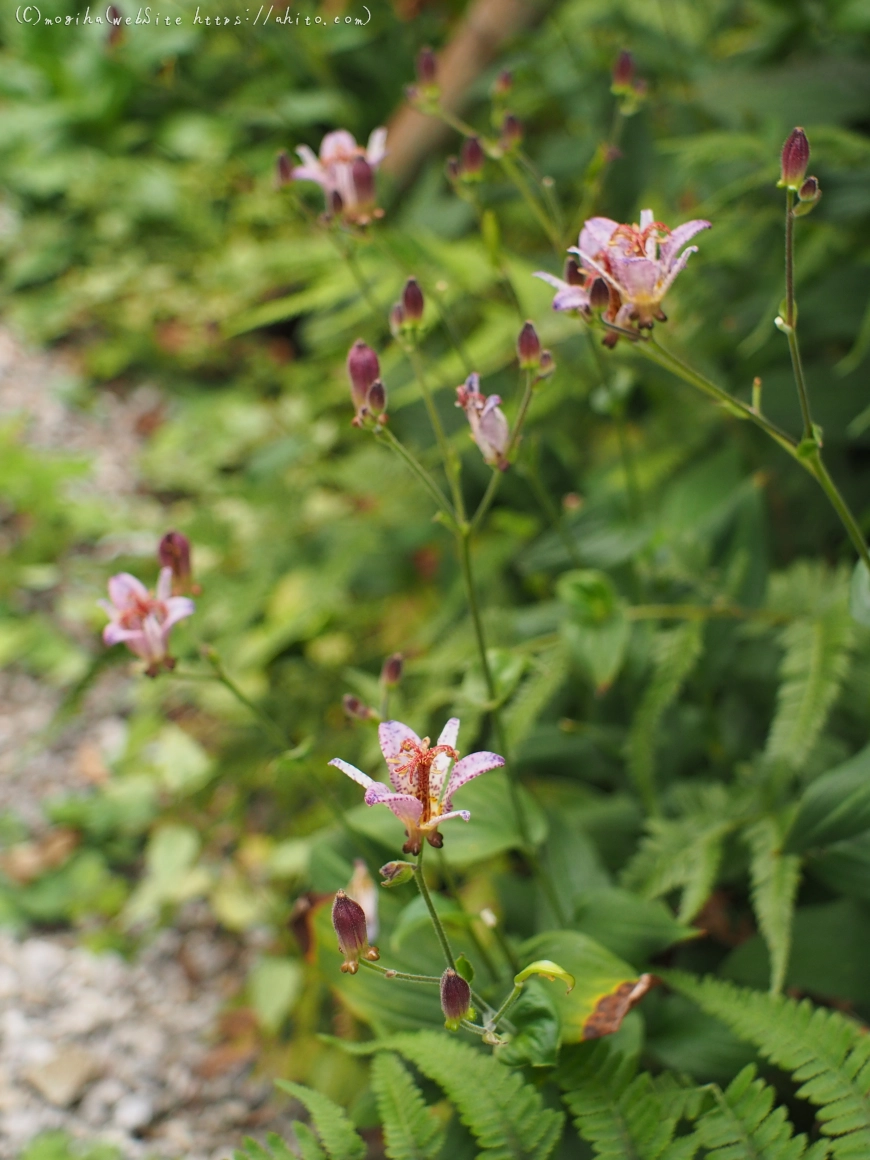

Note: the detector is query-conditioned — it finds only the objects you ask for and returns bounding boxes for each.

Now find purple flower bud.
[493,69,513,98]
[158,531,193,595]
[402,278,425,324]
[460,136,485,178]
[347,340,380,412]
[343,694,372,720]
[517,321,542,369]
[612,50,635,90]
[381,652,404,686]
[379,860,415,887]
[440,968,473,1030]
[589,277,610,310]
[798,175,820,201]
[389,302,405,337]
[500,113,523,150]
[446,156,461,183]
[330,189,345,218]
[366,380,387,417]
[565,257,585,287]
[332,889,379,974]
[538,349,555,378]
[276,151,293,187]
[351,156,375,210]
[780,127,809,190]
[416,46,437,86]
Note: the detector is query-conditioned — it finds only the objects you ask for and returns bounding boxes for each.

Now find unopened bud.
[460,136,485,178]
[366,380,387,417]
[779,127,809,190]
[401,278,424,324]
[330,189,344,217]
[351,156,375,208]
[389,302,405,337]
[446,156,461,183]
[612,50,634,91]
[500,113,523,150]
[347,340,380,412]
[158,531,194,595]
[589,277,610,310]
[379,860,415,887]
[493,69,513,98]
[276,150,293,187]
[440,968,474,1030]
[538,349,555,378]
[381,652,404,686]
[342,694,371,720]
[565,257,585,287]
[794,174,822,217]
[517,321,542,369]
[332,889,379,974]
[416,46,437,87]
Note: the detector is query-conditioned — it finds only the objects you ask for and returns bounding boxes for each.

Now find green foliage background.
[2,0,870,1154]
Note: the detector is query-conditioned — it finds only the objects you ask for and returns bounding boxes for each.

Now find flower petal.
[445,751,505,810]
[578,216,618,258]
[437,718,460,750]
[163,596,196,630]
[431,718,461,794]
[657,245,699,298]
[103,623,140,646]
[639,208,655,230]
[660,219,711,267]
[569,248,620,292]
[107,573,148,609]
[552,284,591,312]
[156,566,173,602]
[329,757,375,790]
[320,130,359,164]
[609,255,660,302]
[364,784,423,831]
[365,127,388,168]
[378,720,422,762]
[423,809,470,832]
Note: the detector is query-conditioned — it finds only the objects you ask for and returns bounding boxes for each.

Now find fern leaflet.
[383,1030,564,1159]
[691,1065,830,1160]
[665,972,870,1158]
[505,644,569,752]
[274,1081,366,1160]
[747,817,802,996]
[371,1051,445,1160]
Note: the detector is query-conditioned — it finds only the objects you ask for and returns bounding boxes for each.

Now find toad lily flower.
[291,128,388,224]
[100,568,195,677]
[455,374,511,471]
[536,209,710,338]
[330,719,504,855]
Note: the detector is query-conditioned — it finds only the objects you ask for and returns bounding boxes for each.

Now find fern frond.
[385,1030,564,1159]
[274,1081,366,1160]
[292,1126,328,1160]
[665,972,870,1158]
[621,785,735,921]
[747,817,802,995]
[558,1043,696,1159]
[505,644,569,752]
[764,605,853,772]
[627,621,704,810]
[371,1051,445,1160]
[692,1065,830,1160]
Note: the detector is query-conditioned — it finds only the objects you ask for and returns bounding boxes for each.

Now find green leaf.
[390,894,470,952]
[849,562,870,627]
[558,569,631,692]
[294,1125,328,1160]
[626,622,704,811]
[514,959,575,992]
[786,744,870,852]
[497,980,561,1069]
[455,954,475,983]
[747,817,801,995]
[520,931,651,1042]
[248,957,303,1032]
[273,1082,366,1160]
[371,1052,445,1160]
[573,887,698,967]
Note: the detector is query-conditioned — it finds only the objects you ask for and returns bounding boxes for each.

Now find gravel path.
[0,329,297,1159]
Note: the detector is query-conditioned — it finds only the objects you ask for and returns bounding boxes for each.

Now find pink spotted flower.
[455,373,511,471]
[291,128,388,224]
[330,718,504,855]
[100,568,195,677]
[536,209,710,337]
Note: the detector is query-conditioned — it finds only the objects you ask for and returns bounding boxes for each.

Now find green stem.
[342,238,382,320]
[408,344,466,521]
[487,983,523,1029]
[498,154,563,254]
[200,651,289,751]
[808,453,870,574]
[359,961,441,984]
[437,851,500,982]
[414,845,456,970]
[376,427,457,528]
[785,190,813,440]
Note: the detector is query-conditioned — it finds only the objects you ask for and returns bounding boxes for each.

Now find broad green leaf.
[786,744,870,851]
[248,957,303,1032]
[573,887,697,966]
[497,981,561,1069]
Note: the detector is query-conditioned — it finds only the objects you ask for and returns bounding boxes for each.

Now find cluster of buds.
[610,50,646,114]
[779,128,822,216]
[406,46,440,106]
[517,320,554,378]
[100,532,196,677]
[281,129,387,226]
[390,278,425,336]
[346,339,387,427]
[446,136,486,184]
[331,890,380,974]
